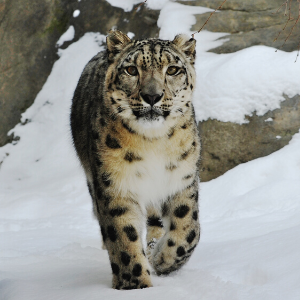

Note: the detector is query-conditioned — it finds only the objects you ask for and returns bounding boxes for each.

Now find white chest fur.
[116,145,191,211]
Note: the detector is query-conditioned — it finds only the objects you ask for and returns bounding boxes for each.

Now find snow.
[158,2,216,41]
[1,1,300,299]
[193,47,300,123]
[73,9,80,18]
[56,25,75,47]
[265,118,273,122]
[127,31,135,39]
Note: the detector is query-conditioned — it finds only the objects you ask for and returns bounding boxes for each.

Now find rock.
[179,0,284,12]
[193,10,283,33]
[209,24,300,54]
[179,0,300,53]
[69,0,159,46]
[0,0,159,147]
[0,0,75,147]
[198,94,300,182]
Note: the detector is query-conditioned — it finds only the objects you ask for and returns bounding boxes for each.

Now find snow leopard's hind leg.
[152,180,200,275]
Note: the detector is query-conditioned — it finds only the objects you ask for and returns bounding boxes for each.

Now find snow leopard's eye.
[166,66,179,76]
[126,66,138,76]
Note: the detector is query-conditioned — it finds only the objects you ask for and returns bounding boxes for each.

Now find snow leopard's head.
[105,30,196,133]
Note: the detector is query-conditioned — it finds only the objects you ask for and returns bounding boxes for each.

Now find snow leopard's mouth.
[132,107,170,120]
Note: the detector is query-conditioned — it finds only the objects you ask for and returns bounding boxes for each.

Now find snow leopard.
[70,30,200,290]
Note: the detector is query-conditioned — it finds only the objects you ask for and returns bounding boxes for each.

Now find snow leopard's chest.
[107,132,198,211]
[122,152,182,207]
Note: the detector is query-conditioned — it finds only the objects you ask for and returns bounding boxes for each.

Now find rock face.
[198,94,300,181]
[0,0,159,147]
[179,0,300,53]
[0,0,75,146]
[69,0,159,46]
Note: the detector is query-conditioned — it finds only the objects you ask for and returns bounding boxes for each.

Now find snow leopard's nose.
[141,93,163,107]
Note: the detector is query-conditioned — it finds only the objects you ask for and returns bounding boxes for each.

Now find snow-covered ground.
[1,1,300,299]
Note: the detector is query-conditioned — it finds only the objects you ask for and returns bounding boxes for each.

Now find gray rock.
[198,94,300,182]
[179,0,300,53]
[179,0,284,12]
[0,0,75,146]
[69,0,159,45]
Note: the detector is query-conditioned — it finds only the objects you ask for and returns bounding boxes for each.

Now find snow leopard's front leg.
[146,205,165,265]
[152,179,200,275]
[96,190,152,289]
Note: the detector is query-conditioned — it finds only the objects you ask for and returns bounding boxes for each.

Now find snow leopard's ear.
[107,30,131,60]
[172,34,196,62]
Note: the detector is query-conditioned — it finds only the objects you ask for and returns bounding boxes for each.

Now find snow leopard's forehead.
[117,39,185,70]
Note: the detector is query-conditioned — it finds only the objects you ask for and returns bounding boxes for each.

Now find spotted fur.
[71,30,201,290]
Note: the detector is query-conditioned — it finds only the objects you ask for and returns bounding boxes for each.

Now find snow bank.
[193,47,300,123]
